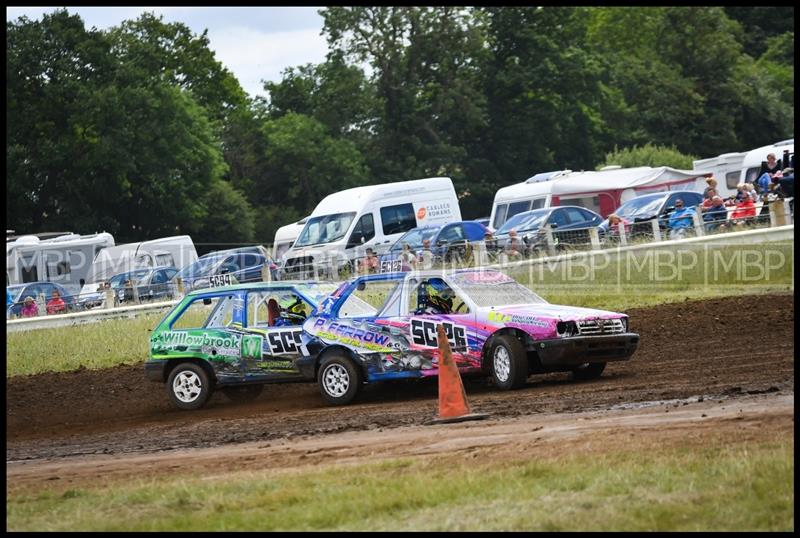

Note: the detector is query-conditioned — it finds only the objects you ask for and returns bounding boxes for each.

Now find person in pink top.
[20,296,38,317]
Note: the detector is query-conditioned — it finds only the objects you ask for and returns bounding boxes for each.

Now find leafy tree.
[193,180,255,244]
[598,144,697,170]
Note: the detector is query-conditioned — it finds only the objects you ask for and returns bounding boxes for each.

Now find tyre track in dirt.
[6,293,794,461]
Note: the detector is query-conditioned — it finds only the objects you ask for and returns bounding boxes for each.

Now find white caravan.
[281,177,461,278]
[5,232,115,296]
[272,217,307,261]
[693,139,794,198]
[77,235,198,306]
[489,167,709,229]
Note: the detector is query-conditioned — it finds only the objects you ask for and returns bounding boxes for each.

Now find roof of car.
[184,280,329,297]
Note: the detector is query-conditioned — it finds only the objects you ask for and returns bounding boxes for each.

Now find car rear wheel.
[572,362,606,381]
[487,334,528,390]
[167,362,213,410]
[318,355,362,405]
[222,384,264,403]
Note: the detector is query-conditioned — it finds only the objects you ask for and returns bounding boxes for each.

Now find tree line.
[6,7,794,246]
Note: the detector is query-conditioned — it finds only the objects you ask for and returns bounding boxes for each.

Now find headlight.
[556,321,577,337]
[621,317,628,332]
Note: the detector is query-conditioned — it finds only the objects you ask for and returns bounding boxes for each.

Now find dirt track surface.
[6,293,794,463]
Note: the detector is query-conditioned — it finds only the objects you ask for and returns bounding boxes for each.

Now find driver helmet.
[420,280,454,313]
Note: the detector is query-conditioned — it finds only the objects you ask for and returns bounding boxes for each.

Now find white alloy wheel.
[322,363,350,398]
[493,345,511,383]
[173,370,203,403]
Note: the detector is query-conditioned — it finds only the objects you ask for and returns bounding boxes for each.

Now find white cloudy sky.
[6,6,330,99]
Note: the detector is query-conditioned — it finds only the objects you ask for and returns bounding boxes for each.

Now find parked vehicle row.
[144,269,640,409]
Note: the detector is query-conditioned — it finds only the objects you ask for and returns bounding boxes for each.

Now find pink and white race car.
[302,268,640,405]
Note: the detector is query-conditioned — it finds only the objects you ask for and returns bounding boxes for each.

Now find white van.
[280,177,461,278]
[5,232,115,297]
[77,235,198,307]
[693,139,794,198]
[272,217,307,261]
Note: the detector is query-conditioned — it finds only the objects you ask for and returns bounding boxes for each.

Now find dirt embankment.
[6,293,794,461]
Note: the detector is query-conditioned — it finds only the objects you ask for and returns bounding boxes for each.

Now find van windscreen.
[295,212,357,247]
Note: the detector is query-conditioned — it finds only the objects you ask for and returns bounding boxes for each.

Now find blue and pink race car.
[304,268,639,405]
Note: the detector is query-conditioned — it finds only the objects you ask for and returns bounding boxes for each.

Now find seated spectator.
[46,290,67,315]
[730,195,757,224]
[756,153,783,195]
[733,183,750,203]
[504,229,524,260]
[359,248,379,274]
[700,190,718,210]
[744,182,758,202]
[667,198,697,240]
[21,296,38,318]
[607,213,632,240]
[418,239,434,270]
[703,196,728,232]
[702,177,718,200]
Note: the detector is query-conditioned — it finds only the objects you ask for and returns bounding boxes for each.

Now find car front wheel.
[318,355,362,405]
[487,334,528,390]
[167,362,214,410]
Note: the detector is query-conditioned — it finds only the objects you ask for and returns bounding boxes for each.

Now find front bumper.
[144,360,167,382]
[535,333,639,367]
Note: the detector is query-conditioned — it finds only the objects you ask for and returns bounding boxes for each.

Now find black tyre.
[487,334,528,390]
[318,354,362,405]
[572,362,606,381]
[222,384,264,403]
[166,362,214,410]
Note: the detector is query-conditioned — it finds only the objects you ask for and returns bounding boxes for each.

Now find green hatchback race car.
[145,281,338,409]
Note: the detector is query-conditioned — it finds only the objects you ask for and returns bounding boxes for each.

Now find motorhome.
[272,217,307,261]
[693,139,794,198]
[6,232,115,296]
[77,235,198,306]
[489,167,709,230]
[281,177,462,278]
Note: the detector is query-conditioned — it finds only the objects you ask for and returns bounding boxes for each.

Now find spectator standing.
[418,239,434,270]
[399,243,417,270]
[20,296,38,318]
[702,177,719,200]
[360,248,379,274]
[46,290,67,315]
[667,198,697,240]
[504,229,524,260]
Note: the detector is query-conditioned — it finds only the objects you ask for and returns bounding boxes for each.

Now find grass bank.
[6,242,793,377]
[7,440,793,531]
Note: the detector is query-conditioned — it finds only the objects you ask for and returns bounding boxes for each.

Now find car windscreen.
[109,269,150,288]
[496,210,549,235]
[451,271,547,307]
[176,256,225,280]
[614,194,665,220]
[294,212,357,248]
[293,283,340,306]
[389,227,441,252]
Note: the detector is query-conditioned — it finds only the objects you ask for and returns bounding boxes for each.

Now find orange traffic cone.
[430,324,489,424]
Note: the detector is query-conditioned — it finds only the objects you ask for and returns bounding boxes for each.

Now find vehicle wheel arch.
[481,327,532,372]
[162,358,217,385]
[315,345,365,380]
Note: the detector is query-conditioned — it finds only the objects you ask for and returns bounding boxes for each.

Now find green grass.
[6,440,793,531]
[6,241,793,378]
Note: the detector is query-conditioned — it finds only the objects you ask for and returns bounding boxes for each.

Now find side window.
[347,213,376,248]
[220,256,241,275]
[726,171,741,190]
[242,253,261,269]
[164,268,178,281]
[564,207,590,225]
[380,204,416,236]
[507,200,532,220]
[744,167,760,185]
[438,225,464,243]
[549,209,570,227]
[531,198,546,210]
[151,271,167,285]
[338,280,400,318]
[685,193,703,207]
[492,204,508,229]
[247,290,312,328]
[172,295,235,330]
[406,278,470,315]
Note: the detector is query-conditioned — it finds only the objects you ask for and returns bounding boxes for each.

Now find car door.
[148,269,169,299]
[240,288,312,381]
[400,275,479,373]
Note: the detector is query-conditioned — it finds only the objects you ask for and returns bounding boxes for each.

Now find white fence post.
[175,277,185,297]
[651,219,662,242]
[785,199,794,225]
[544,227,556,257]
[692,211,705,237]
[104,287,114,309]
[36,293,46,316]
[261,263,270,282]
[617,222,627,246]
[588,227,600,250]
